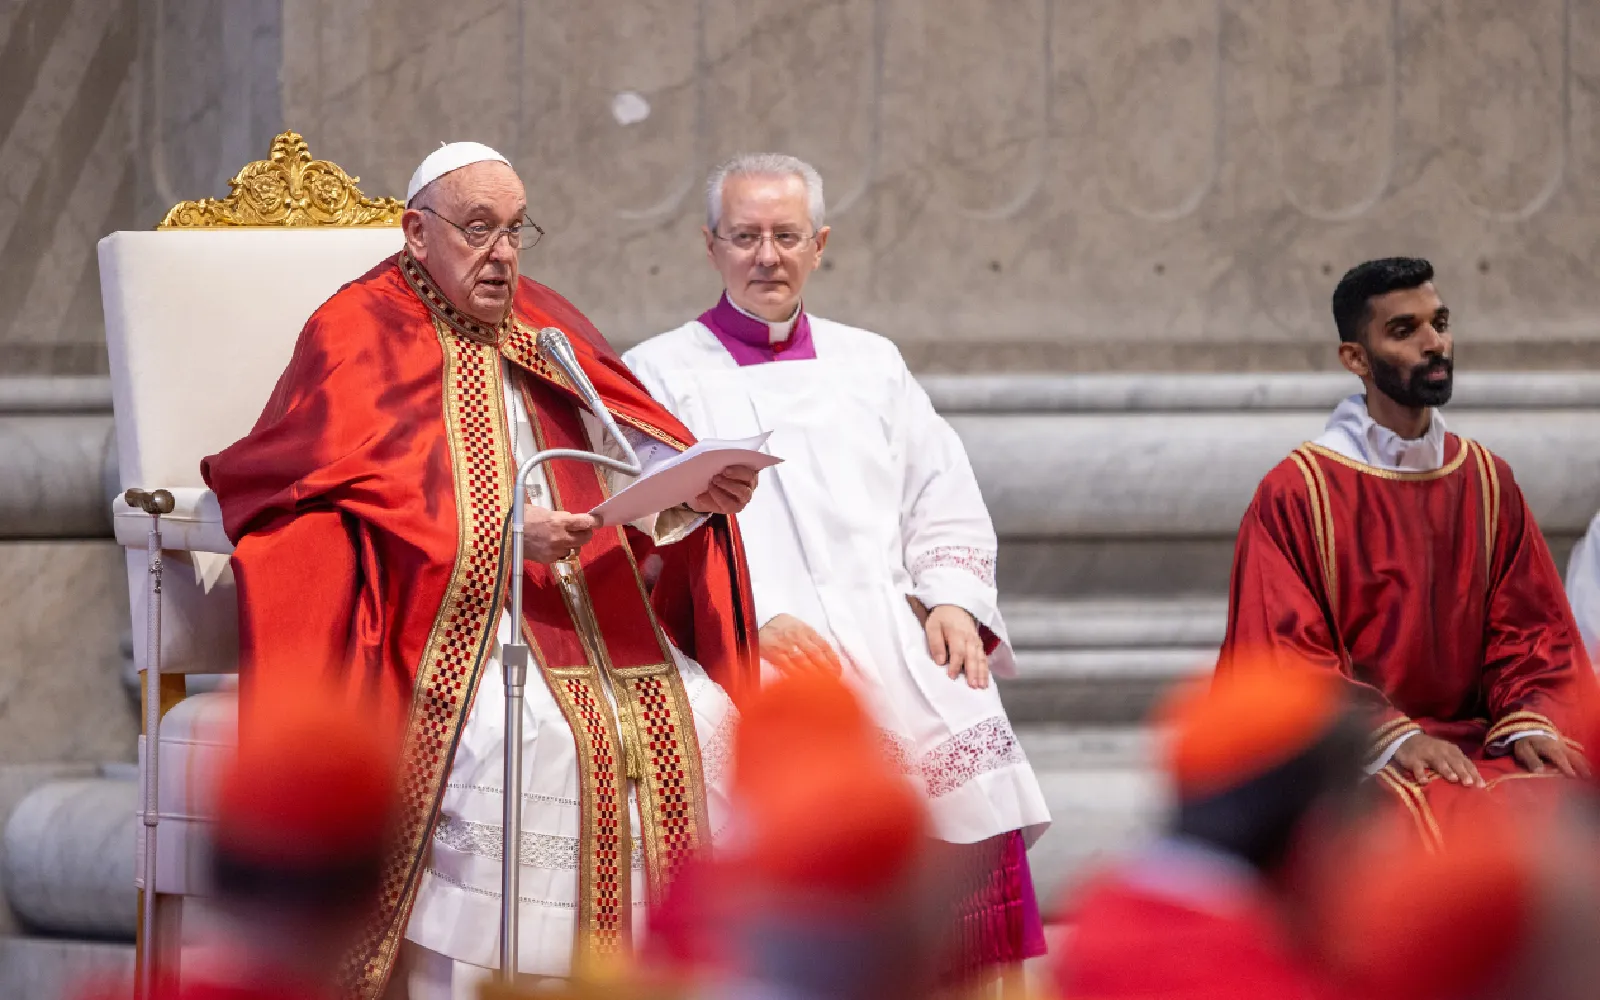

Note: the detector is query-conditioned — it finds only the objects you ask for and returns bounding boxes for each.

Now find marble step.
[997,598,1222,724]
[1003,597,1227,649]
[1014,725,1163,912]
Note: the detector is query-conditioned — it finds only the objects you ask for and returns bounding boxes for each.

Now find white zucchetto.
[406,142,512,204]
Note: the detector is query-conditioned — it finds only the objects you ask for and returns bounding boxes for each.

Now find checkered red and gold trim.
[500,321,691,453]
[616,666,710,900]
[543,664,632,961]
[345,319,512,1000]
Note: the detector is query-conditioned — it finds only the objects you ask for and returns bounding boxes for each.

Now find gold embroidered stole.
[508,368,709,968]
[346,320,515,1000]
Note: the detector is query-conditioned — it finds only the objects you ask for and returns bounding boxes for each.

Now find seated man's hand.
[1391,734,1484,787]
[690,465,759,515]
[925,604,989,690]
[758,613,842,677]
[525,508,597,563]
[1512,734,1592,779]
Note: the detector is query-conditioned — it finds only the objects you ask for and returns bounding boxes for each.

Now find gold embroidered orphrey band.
[516,375,709,971]
[342,321,514,999]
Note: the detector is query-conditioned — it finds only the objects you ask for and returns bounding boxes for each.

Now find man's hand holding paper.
[589,432,782,527]
[689,465,761,515]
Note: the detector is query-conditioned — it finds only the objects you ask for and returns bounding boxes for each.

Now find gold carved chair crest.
[158,130,403,228]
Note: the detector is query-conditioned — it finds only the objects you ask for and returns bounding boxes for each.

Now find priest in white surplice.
[623,153,1051,984]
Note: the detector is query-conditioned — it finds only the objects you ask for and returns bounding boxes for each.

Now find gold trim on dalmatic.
[1377,766,1444,854]
[1485,710,1563,748]
[1368,717,1424,767]
[1289,448,1338,617]
[1467,439,1501,562]
[1300,439,1470,481]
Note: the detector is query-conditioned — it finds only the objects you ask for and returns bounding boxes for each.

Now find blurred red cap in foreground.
[1161,654,1345,799]
[214,690,401,867]
[733,673,927,896]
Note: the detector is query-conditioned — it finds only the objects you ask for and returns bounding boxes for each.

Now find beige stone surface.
[0,541,133,764]
[7,2,1600,372]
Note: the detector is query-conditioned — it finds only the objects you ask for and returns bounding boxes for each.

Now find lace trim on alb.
[876,717,1028,799]
[444,782,579,808]
[880,729,915,773]
[433,815,645,871]
[699,709,739,787]
[424,867,648,908]
[915,717,1028,798]
[909,545,997,588]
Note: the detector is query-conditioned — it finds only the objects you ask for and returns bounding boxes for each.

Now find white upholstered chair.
[97,131,405,976]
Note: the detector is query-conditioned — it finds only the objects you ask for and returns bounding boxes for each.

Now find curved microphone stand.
[499,328,641,981]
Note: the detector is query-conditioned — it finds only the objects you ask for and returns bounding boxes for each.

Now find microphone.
[536,326,641,475]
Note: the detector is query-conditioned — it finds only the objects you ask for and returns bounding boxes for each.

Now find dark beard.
[1370,352,1453,408]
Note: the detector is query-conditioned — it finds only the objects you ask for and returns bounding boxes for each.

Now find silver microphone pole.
[500,328,641,981]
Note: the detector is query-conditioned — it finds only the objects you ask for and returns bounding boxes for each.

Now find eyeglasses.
[712,229,817,255]
[421,206,544,250]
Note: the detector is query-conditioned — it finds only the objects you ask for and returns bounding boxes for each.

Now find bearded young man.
[1217,257,1597,844]
[623,154,1049,986]
[202,143,760,999]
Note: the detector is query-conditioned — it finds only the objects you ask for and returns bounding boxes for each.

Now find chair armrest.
[112,487,234,554]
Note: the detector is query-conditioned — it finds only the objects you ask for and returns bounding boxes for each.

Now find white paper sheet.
[589,432,782,527]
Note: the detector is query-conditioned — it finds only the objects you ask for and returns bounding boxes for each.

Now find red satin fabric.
[202,255,757,726]
[1055,874,1333,1000]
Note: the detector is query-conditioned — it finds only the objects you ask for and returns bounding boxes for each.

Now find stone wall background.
[5,1,1600,374]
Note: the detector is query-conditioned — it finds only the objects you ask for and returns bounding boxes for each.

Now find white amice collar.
[1314,393,1448,473]
[729,297,801,345]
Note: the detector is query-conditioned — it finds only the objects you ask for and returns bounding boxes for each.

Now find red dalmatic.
[202,253,756,999]
[1218,437,1597,846]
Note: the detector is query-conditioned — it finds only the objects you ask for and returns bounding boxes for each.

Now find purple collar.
[698,293,816,366]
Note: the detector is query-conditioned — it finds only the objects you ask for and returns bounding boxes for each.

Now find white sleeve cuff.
[1491,729,1554,750]
[1364,728,1421,775]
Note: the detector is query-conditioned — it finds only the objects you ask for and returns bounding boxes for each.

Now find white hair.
[705,153,826,232]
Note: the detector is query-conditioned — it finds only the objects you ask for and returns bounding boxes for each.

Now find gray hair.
[705,153,826,232]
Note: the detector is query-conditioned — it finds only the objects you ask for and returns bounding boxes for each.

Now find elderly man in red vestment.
[201,142,760,1000]
[1217,256,1597,846]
